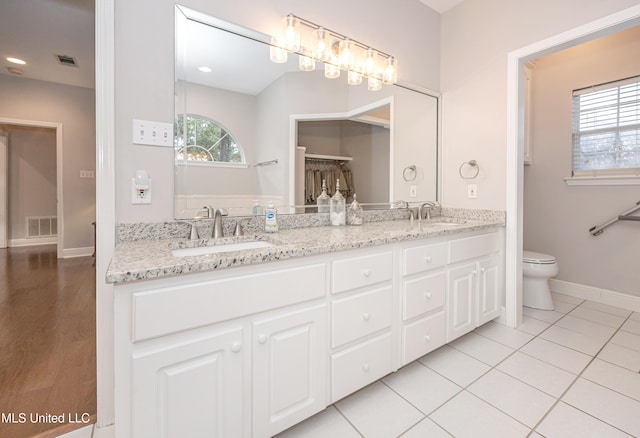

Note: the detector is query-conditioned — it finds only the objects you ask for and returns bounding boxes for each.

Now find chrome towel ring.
[403,165,417,181]
[459,160,479,179]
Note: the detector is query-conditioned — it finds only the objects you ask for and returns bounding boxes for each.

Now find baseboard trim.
[9,237,57,247]
[549,279,640,313]
[63,247,94,258]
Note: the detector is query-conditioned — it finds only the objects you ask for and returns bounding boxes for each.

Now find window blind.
[572,76,640,174]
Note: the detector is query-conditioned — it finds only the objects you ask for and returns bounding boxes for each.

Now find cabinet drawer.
[330,333,393,403]
[448,232,500,264]
[402,272,446,321]
[403,241,447,276]
[401,312,446,365]
[331,286,392,348]
[332,251,393,294]
[132,263,327,342]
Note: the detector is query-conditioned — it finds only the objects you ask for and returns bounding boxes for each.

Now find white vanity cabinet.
[115,260,329,438]
[447,231,503,341]
[329,249,395,402]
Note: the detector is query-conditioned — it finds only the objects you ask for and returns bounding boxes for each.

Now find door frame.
[0,118,64,258]
[504,4,640,327]
[0,130,7,248]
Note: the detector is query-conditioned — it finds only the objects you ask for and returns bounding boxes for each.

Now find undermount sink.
[426,220,465,227]
[172,240,275,257]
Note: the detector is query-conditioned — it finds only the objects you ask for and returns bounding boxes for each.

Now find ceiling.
[0,0,95,89]
[0,0,458,91]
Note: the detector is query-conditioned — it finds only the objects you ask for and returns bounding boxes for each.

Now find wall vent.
[26,216,57,238]
[55,54,78,67]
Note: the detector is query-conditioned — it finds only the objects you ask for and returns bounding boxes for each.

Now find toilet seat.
[523,250,556,265]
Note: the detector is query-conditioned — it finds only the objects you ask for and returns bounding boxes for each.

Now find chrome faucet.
[212,208,226,238]
[418,201,436,220]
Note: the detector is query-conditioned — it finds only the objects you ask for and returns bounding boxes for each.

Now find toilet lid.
[523,250,556,264]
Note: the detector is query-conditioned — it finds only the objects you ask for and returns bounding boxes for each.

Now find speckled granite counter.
[107,210,505,284]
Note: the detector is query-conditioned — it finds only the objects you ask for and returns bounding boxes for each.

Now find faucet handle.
[234,221,244,236]
[178,221,199,240]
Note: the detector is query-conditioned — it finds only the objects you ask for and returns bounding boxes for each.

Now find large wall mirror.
[175,5,439,219]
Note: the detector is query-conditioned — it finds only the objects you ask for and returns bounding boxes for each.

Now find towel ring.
[459,160,479,179]
[403,165,417,181]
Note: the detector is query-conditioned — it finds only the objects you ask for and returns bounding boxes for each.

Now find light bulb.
[338,38,355,70]
[270,37,288,63]
[313,27,328,60]
[383,56,398,84]
[299,55,315,71]
[364,48,376,77]
[348,69,362,86]
[283,15,300,52]
[325,57,340,79]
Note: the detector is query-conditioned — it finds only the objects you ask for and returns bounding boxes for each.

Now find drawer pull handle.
[257,334,267,344]
[424,335,431,342]
[425,256,432,263]
[362,312,371,321]
[362,269,371,277]
[425,292,432,300]
[362,363,370,372]
[231,342,242,353]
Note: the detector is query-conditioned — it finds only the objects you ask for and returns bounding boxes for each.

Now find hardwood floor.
[0,245,96,438]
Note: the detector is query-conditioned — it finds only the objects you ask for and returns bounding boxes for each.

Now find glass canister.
[329,179,346,226]
[316,179,330,213]
[347,193,364,225]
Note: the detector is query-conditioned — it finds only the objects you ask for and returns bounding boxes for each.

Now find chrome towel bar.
[589,200,640,236]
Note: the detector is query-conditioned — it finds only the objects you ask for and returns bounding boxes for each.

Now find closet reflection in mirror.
[174,5,439,218]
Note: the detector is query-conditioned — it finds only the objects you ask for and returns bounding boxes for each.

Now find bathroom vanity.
[109,214,504,437]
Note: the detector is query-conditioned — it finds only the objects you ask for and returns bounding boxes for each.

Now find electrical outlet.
[409,185,417,197]
[79,170,95,179]
[133,119,173,147]
[467,183,478,199]
[131,178,152,204]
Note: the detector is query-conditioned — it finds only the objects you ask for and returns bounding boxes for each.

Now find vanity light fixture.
[269,14,398,90]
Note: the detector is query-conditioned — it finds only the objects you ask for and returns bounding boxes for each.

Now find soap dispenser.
[347,193,363,225]
[316,179,330,213]
[329,179,346,226]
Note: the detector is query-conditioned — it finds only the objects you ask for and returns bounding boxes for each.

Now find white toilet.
[523,250,558,310]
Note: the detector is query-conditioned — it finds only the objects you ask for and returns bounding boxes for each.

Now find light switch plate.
[467,184,478,199]
[133,119,173,147]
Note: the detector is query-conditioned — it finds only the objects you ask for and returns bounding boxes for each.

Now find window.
[571,76,640,176]
[174,114,244,164]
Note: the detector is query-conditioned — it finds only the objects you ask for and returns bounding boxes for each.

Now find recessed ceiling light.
[7,57,26,65]
[198,66,212,73]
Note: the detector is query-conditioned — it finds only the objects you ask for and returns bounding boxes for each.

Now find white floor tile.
[569,306,627,328]
[552,300,579,314]
[551,293,584,305]
[382,361,461,415]
[630,311,640,321]
[401,417,452,438]
[562,378,640,436]
[523,307,565,323]
[519,337,592,374]
[474,321,534,349]
[554,315,616,340]
[335,381,424,438]
[418,345,491,387]
[539,325,608,356]
[467,369,555,428]
[449,332,515,366]
[56,426,94,438]
[610,330,640,352]
[536,401,632,438]
[92,424,115,438]
[516,316,550,336]
[580,301,632,318]
[276,406,360,438]
[597,342,640,372]
[430,391,530,438]
[581,359,640,402]
[497,351,576,398]
[621,318,640,335]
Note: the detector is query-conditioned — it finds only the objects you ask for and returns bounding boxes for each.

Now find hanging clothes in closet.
[304,157,354,204]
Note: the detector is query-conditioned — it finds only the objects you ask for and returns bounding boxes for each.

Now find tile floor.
[58,294,640,438]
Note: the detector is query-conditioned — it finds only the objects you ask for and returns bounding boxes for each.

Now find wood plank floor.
[0,245,96,438]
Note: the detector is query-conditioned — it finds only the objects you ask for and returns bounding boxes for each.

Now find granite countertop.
[107,215,505,284]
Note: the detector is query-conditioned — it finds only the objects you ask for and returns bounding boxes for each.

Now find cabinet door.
[132,327,244,438]
[252,304,327,438]
[477,254,502,326]
[447,262,477,341]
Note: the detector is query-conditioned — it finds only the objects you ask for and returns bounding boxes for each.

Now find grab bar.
[589,200,640,236]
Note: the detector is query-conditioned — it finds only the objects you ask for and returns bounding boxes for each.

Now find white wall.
[0,75,96,251]
[440,0,640,210]
[524,26,640,297]
[114,0,440,223]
